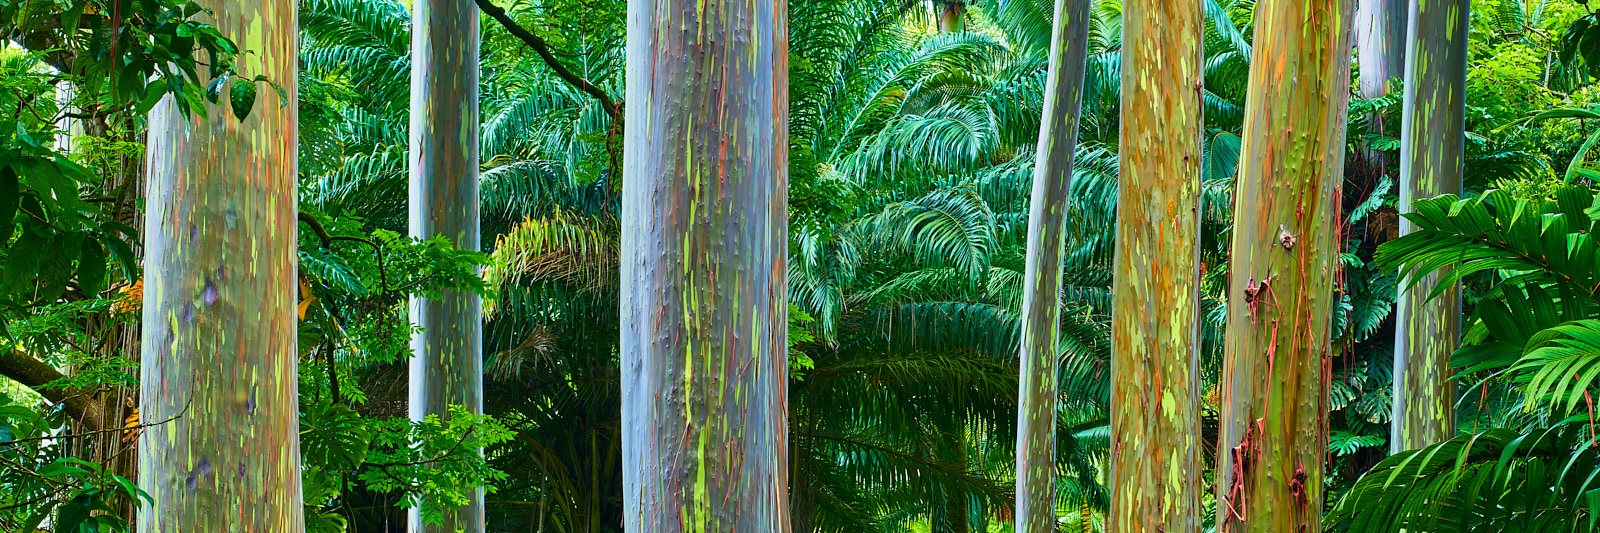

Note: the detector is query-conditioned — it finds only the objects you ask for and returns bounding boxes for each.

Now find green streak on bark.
[137,1,305,530]
[1390,0,1467,454]
[1109,0,1205,527]
[619,0,791,531]
[1213,0,1353,529]
[1014,0,1092,530]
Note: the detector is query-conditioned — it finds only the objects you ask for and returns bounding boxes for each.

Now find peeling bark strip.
[1389,0,1466,454]
[619,0,791,531]
[137,0,305,530]
[408,0,484,530]
[1212,0,1353,528]
[1013,0,1091,529]
[1109,0,1205,526]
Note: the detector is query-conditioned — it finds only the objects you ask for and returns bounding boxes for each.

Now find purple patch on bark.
[202,279,218,306]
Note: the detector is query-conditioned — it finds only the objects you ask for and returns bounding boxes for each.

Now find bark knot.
[1275,224,1297,250]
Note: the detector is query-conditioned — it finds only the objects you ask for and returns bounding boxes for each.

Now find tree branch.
[0,350,104,431]
[296,212,392,292]
[472,0,623,123]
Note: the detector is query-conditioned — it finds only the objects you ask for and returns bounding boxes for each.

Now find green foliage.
[0,393,147,532]
[1328,429,1388,456]
[1330,420,1600,532]
[1,0,1594,529]
[299,401,514,528]
[1514,320,1600,413]
[790,304,818,381]
[0,0,279,338]
[1349,184,1600,530]
[1560,13,1600,80]
[2,0,240,117]
[0,120,128,318]
[1522,104,1600,182]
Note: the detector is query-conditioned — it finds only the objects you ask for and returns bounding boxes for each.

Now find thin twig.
[1,397,191,447]
[472,0,623,123]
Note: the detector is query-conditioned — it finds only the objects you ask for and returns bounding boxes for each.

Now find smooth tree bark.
[1013,0,1092,529]
[1354,0,1407,101]
[1108,0,1205,526]
[1390,0,1467,453]
[619,0,791,531]
[1212,0,1353,529]
[137,0,304,530]
[408,0,484,530]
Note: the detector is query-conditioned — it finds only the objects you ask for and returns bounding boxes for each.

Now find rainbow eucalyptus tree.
[1108,0,1204,526]
[408,0,483,530]
[1212,0,1353,528]
[1354,0,1406,104]
[1353,0,1407,173]
[619,0,791,530]
[1390,0,1467,453]
[138,0,304,529]
[1013,0,1092,529]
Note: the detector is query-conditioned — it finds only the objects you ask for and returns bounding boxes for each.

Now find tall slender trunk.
[619,0,790,530]
[54,81,79,153]
[408,0,483,530]
[1108,0,1205,526]
[932,421,971,533]
[1013,0,1092,529]
[1352,0,1408,176]
[1212,0,1353,529]
[1389,0,1467,453]
[136,1,304,530]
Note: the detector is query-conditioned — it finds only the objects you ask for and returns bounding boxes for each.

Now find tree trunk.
[408,0,484,530]
[619,0,791,531]
[1108,0,1205,526]
[1013,0,1092,529]
[933,418,970,533]
[1352,0,1408,176]
[1212,0,1353,529]
[136,0,304,530]
[1389,0,1467,454]
[1354,0,1407,101]
[939,2,966,32]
